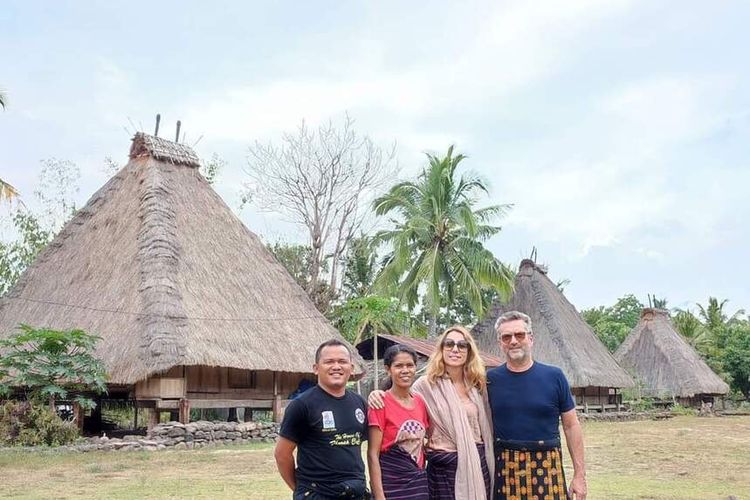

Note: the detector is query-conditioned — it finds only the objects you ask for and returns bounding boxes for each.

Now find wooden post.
[72,401,85,432]
[134,404,139,430]
[179,399,190,424]
[148,409,159,430]
[227,408,238,422]
[272,372,283,422]
[244,407,253,422]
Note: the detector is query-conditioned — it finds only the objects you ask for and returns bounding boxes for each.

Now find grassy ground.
[0,416,748,499]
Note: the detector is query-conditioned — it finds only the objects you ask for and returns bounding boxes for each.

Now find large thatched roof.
[614,308,729,397]
[0,133,361,384]
[472,259,634,389]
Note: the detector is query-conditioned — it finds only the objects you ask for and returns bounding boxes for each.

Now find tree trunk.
[428,313,438,338]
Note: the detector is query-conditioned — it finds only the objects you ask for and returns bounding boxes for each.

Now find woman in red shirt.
[367,344,430,500]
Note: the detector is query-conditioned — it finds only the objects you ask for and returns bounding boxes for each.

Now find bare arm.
[274,437,298,492]
[367,426,386,500]
[561,409,587,500]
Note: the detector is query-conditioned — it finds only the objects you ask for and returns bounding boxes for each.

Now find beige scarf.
[413,375,495,500]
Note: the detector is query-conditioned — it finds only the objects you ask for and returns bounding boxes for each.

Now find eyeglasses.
[443,339,469,351]
[499,331,529,344]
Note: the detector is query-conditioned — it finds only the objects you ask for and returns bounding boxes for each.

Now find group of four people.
[274,311,587,499]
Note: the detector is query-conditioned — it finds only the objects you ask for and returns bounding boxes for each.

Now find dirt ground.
[0,415,748,499]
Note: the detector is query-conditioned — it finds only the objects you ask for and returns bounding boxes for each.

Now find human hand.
[368,390,386,409]
[569,474,587,500]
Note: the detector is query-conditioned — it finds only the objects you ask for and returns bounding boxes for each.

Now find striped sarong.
[426,443,491,499]
[379,445,428,499]
[493,438,569,500]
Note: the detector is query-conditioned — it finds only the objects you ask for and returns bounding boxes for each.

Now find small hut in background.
[355,333,502,394]
[472,259,634,411]
[614,308,729,407]
[0,132,362,427]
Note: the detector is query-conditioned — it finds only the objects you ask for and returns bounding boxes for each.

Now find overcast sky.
[1,1,748,313]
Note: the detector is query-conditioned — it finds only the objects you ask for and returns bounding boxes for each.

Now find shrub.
[670,403,697,416]
[0,400,79,446]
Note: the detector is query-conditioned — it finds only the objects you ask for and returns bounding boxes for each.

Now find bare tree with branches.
[244,115,395,301]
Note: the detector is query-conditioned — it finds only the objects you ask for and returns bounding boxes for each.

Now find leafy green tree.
[582,295,645,352]
[329,295,424,344]
[721,321,750,398]
[697,297,745,349]
[0,325,107,411]
[0,211,52,296]
[373,146,514,335]
[199,153,226,185]
[341,234,378,299]
[267,241,332,312]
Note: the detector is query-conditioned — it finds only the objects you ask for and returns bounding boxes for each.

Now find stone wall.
[49,421,279,453]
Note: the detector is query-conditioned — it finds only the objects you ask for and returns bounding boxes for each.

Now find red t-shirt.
[368,391,430,468]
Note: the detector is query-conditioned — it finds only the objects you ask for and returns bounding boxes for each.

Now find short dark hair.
[315,339,352,363]
[383,344,418,367]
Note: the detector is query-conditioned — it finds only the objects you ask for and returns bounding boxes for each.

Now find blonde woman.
[369,326,494,499]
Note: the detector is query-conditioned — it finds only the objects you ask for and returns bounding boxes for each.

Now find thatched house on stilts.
[0,132,362,428]
[472,259,634,411]
[614,308,729,407]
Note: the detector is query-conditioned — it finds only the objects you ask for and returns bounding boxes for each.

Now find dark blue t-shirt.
[487,361,575,441]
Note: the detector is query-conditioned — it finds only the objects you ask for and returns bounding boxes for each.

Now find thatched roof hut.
[0,133,361,423]
[614,308,729,402]
[472,259,634,407]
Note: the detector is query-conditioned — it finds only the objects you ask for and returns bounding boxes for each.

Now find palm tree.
[672,309,711,351]
[373,146,514,335]
[0,179,19,201]
[696,297,746,350]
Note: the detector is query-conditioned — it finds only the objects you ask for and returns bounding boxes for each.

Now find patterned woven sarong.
[379,445,428,499]
[426,443,491,499]
[493,438,569,500]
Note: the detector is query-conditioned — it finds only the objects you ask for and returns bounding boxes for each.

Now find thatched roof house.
[472,259,634,408]
[614,308,729,403]
[0,133,361,423]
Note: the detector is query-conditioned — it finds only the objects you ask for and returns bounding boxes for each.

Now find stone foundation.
[38,421,280,453]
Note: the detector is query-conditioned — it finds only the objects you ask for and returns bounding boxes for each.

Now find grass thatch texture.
[0,134,360,385]
[472,259,634,389]
[615,308,730,398]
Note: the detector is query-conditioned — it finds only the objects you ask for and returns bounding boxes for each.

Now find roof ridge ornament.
[129,131,200,168]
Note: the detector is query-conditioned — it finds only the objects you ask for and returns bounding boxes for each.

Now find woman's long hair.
[424,325,486,391]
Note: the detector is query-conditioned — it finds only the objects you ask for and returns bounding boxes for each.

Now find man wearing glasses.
[487,311,587,500]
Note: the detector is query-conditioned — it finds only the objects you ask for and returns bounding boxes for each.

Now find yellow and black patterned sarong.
[493,438,569,500]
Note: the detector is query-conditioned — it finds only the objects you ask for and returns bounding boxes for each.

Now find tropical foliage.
[329,295,424,344]
[372,146,513,334]
[0,325,107,411]
[582,295,644,352]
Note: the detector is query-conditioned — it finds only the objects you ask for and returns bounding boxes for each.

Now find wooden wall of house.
[572,386,623,408]
[135,366,314,400]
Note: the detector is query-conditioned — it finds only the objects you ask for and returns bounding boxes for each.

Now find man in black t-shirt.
[275,339,369,499]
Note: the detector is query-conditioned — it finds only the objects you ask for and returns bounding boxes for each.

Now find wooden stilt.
[243,407,253,422]
[72,402,85,432]
[272,372,283,422]
[148,409,159,430]
[179,399,190,424]
[134,404,139,430]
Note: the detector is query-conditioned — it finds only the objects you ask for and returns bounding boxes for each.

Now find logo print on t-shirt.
[355,408,365,424]
[321,410,336,429]
[396,419,427,464]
